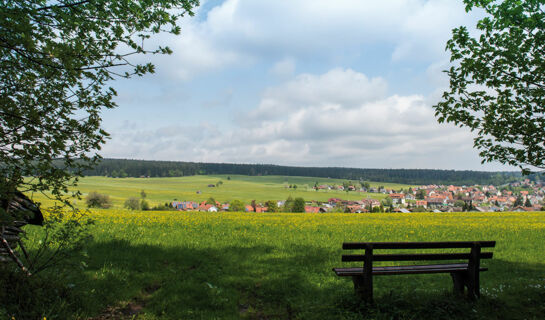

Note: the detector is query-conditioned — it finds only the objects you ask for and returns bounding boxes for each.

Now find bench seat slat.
[343,241,496,250]
[333,264,488,277]
[342,252,493,262]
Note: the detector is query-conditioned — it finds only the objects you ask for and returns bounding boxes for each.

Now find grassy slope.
[21,210,545,319]
[31,175,407,208]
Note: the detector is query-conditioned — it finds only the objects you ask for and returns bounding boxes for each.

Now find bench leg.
[467,272,480,300]
[450,272,466,296]
[468,245,481,300]
[352,276,373,303]
[451,271,480,300]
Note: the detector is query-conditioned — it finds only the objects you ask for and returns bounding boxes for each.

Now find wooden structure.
[332,241,495,302]
[0,191,43,275]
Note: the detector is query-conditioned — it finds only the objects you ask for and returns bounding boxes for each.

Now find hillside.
[78,158,530,186]
[32,175,399,208]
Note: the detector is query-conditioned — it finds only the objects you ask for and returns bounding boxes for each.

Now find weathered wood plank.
[333,264,488,276]
[342,252,493,262]
[1,234,21,242]
[343,241,496,250]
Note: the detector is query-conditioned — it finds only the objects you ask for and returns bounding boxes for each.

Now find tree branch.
[36,0,91,12]
[1,231,31,276]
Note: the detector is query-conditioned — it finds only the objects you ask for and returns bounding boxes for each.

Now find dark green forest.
[76,159,536,186]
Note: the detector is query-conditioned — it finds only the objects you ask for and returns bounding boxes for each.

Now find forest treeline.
[73,158,537,186]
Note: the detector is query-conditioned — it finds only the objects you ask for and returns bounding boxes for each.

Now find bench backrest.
[341,241,495,263]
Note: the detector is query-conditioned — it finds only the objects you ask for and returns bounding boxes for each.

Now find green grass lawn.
[31,175,402,208]
[7,210,544,319]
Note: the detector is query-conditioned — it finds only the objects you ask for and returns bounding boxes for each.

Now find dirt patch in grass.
[88,283,161,320]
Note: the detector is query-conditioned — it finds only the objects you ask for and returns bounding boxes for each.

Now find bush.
[140,199,150,211]
[412,206,427,212]
[0,268,74,319]
[85,192,111,208]
[0,208,93,318]
[26,208,93,275]
[151,202,176,211]
[124,197,140,210]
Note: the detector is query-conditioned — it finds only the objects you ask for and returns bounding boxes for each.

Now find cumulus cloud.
[270,57,296,77]
[151,26,249,80]
[152,0,479,79]
[97,1,513,170]
[248,68,387,121]
[104,68,508,170]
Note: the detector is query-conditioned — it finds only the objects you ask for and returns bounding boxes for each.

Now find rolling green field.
[31,175,405,208]
[6,210,545,319]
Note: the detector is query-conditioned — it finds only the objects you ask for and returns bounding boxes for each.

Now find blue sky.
[99,0,515,171]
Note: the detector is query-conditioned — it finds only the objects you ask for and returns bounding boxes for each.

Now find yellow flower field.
[20,209,545,319]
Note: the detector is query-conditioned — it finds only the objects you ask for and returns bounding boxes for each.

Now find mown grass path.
[26,210,544,319]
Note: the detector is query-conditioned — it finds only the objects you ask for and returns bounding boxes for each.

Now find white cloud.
[270,57,296,77]
[153,26,249,80]
[104,68,510,170]
[97,1,515,171]
[155,0,479,79]
[248,68,387,121]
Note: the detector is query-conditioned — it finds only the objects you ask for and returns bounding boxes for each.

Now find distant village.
[171,179,545,213]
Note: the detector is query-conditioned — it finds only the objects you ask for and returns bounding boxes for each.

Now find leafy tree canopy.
[264,200,279,213]
[0,0,198,205]
[454,199,466,207]
[283,196,294,212]
[292,197,306,213]
[229,200,245,212]
[434,0,545,174]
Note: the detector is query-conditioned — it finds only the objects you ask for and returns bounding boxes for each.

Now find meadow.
[8,209,545,319]
[31,175,402,208]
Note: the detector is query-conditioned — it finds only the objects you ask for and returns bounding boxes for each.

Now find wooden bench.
[332,241,495,302]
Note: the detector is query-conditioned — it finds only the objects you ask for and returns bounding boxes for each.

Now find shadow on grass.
[77,239,340,319]
[334,258,545,320]
[48,240,545,319]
